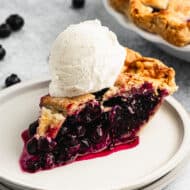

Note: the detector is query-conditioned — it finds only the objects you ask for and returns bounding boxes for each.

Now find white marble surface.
[0,0,190,189]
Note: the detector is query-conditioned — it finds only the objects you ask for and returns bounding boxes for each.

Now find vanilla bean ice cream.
[49,20,126,97]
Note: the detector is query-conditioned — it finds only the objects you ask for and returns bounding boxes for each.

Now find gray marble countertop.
[0,0,190,189]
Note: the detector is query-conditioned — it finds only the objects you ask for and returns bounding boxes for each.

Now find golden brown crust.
[40,48,177,114]
[110,0,190,46]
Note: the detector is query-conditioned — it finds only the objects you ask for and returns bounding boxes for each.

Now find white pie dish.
[103,0,190,62]
[0,78,190,190]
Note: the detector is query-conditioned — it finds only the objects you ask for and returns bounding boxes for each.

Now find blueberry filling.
[93,88,109,101]
[22,83,167,173]
[152,7,160,13]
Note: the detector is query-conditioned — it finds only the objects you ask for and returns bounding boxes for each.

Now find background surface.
[0,0,190,189]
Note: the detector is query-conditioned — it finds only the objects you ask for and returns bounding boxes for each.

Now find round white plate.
[0,79,190,190]
[141,155,190,190]
[103,0,190,62]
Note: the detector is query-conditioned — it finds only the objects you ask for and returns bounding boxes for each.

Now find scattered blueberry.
[5,74,21,87]
[0,23,11,38]
[72,0,85,9]
[28,120,38,138]
[6,14,24,31]
[27,138,38,155]
[0,45,6,60]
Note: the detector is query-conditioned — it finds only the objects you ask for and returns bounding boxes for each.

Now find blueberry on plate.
[0,23,11,38]
[0,45,6,60]
[72,0,85,9]
[6,14,24,31]
[5,74,21,87]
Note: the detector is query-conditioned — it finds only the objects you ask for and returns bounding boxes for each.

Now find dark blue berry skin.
[5,74,21,87]
[28,120,38,138]
[72,0,85,9]
[6,14,24,31]
[0,45,6,60]
[26,157,41,172]
[27,138,38,155]
[0,23,11,38]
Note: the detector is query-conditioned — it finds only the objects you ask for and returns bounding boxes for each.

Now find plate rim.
[0,78,190,190]
[103,0,190,52]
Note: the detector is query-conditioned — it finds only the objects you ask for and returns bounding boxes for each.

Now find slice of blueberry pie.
[110,0,190,46]
[20,48,177,173]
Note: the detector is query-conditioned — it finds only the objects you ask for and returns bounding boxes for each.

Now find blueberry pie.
[110,0,190,46]
[20,48,177,173]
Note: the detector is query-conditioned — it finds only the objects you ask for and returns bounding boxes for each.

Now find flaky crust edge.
[110,0,190,46]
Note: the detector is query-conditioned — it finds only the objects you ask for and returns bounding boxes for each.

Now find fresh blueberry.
[5,74,21,87]
[27,137,38,155]
[28,120,38,138]
[6,14,24,31]
[72,0,85,9]
[0,45,6,60]
[0,23,11,38]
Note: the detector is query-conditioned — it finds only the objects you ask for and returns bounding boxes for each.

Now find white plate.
[2,150,190,190]
[141,155,190,190]
[103,0,190,62]
[0,79,190,190]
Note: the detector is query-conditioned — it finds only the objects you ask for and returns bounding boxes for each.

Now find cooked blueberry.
[0,23,11,38]
[79,139,90,154]
[62,134,79,147]
[72,0,85,9]
[26,157,41,172]
[90,124,104,143]
[5,73,21,87]
[60,126,69,135]
[78,103,101,123]
[6,14,24,31]
[38,137,52,152]
[28,120,38,137]
[103,96,125,107]
[41,153,55,169]
[76,125,86,137]
[93,88,109,101]
[0,45,6,60]
[152,7,160,13]
[27,137,38,155]
[68,144,80,155]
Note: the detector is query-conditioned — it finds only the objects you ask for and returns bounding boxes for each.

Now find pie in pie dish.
[109,0,190,46]
[20,48,177,173]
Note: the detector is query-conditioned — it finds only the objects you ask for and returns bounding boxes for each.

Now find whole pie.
[20,48,177,173]
[110,0,190,46]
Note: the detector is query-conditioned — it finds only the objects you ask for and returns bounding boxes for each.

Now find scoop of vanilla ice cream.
[49,20,126,97]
